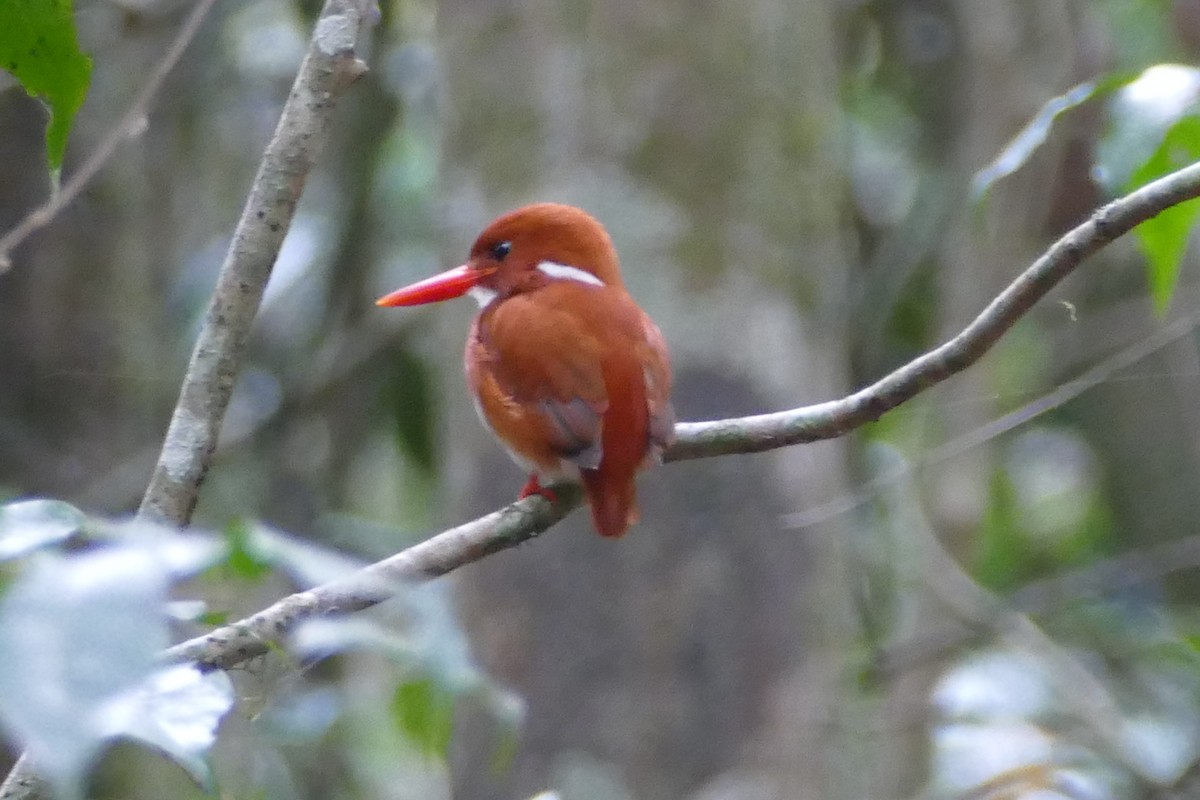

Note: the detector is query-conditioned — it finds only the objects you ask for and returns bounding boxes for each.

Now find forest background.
[4,1,1200,799]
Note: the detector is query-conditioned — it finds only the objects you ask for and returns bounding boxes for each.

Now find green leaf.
[231,521,366,586]
[164,599,231,628]
[0,546,169,799]
[1127,115,1200,312]
[257,687,342,743]
[385,347,439,475]
[0,498,85,560]
[0,533,221,799]
[290,616,422,662]
[0,0,92,174]
[1097,64,1200,192]
[98,665,234,791]
[221,519,274,580]
[392,679,454,759]
[196,609,230,627]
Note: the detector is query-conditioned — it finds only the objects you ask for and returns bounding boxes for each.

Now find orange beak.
[375,264,493,307]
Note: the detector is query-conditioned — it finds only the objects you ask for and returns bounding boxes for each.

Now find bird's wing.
[469,284,614,470]
[638,314,676,462]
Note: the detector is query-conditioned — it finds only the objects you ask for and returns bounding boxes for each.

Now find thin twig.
[872,531,1200,681]
[0,0,219,270]
[780,305,1200,530]
[162,160,1200,674]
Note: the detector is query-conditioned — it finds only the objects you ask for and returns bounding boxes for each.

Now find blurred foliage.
[0,0,91,175]
[1127,113,1200,311]
[1096,0,1179,68]
[0,501,226,798]
[1101,65,1200,311]
[0,498,85,561]
[383,346,439,476]
[976,63,1200,313]
[972,78,1118,201]
[974,427,1112,591]
[0,499,513,799]
[5,0,1200,798]
[392,679,455,759]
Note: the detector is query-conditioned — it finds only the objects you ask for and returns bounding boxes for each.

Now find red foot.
[518,475,558,503]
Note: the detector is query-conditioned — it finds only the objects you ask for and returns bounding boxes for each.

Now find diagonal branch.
[164,487,582,670]
[164,159,1200,673]
[137,0,372,526]
[0,1,376,798]
[667,159,1200,460]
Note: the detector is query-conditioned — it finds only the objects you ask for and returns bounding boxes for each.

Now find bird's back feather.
[467,281,674,537]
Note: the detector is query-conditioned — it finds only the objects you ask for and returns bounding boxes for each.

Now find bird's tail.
[581,469,639,538]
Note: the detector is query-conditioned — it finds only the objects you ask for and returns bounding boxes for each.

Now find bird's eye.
[490,241,512,261]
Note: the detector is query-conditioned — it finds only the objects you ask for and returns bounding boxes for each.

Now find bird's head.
[376,203,622,309]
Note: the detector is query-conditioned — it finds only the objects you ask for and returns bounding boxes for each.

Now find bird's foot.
[518,475,558,503]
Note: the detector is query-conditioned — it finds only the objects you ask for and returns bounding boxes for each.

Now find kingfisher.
[377,203,675,537]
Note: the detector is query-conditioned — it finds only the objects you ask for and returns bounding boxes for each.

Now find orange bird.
[376,203,675,538]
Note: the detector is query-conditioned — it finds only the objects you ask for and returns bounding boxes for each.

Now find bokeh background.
[4,1,1200,798]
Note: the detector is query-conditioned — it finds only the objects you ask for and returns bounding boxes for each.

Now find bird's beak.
[375,264,493,307]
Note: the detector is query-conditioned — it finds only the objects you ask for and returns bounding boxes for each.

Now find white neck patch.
[468,286,498,308]
[537,260,605,288]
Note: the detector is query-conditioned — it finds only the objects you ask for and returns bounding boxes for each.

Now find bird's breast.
[462,282,670,477]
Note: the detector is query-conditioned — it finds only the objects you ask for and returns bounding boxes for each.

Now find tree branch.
[164,487,582,670]
[137,0,371,526]
[3,2,1199,783]
[667,160,1200,460]
[164,159,1200,673]
[0,1,375,797]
